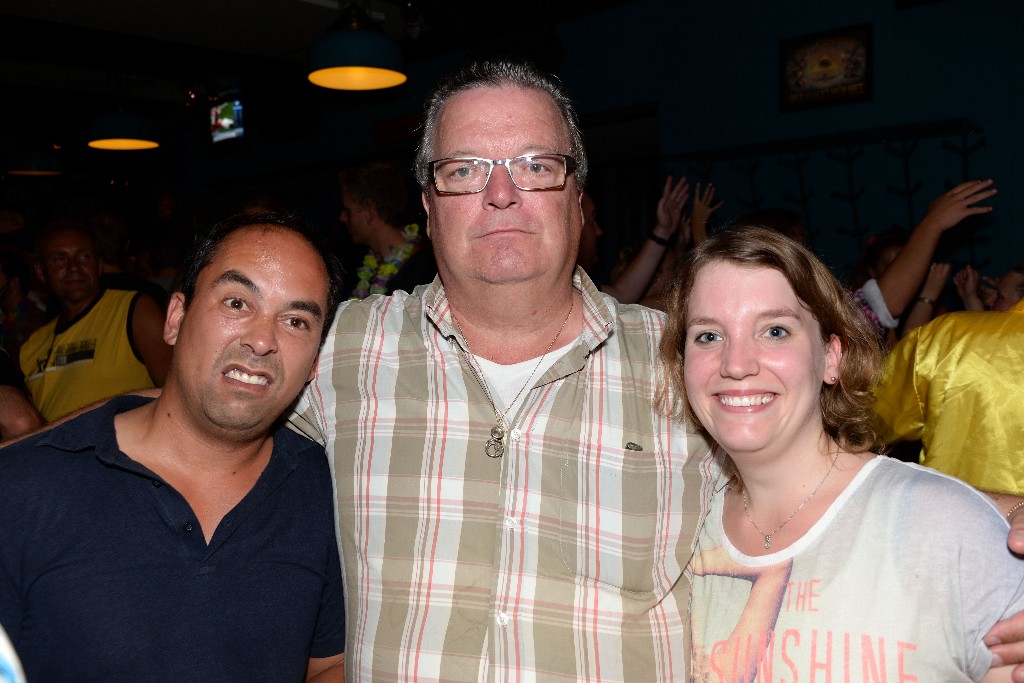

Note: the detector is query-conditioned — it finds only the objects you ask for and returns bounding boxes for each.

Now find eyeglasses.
[428,154,577,195]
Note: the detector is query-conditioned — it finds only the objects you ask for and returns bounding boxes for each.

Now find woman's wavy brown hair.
[658,224,885,454]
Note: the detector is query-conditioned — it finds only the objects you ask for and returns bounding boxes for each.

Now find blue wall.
[553,0,1023,279]
[195,0,1022,282]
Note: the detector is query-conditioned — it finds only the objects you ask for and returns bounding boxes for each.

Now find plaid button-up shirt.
[291,270,711,681]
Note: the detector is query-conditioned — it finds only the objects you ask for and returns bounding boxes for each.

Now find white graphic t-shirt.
[690,456,1024,682]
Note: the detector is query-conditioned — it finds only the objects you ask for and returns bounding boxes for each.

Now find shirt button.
[510,428,522,442]
[183,522,194,533]
[504,517,517,530]
[497,612,510,627]
[152,480,162,488]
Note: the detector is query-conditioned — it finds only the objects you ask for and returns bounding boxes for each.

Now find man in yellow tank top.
[20,220,172,421]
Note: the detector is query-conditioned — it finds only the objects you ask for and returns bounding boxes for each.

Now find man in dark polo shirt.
[0,212,346,681]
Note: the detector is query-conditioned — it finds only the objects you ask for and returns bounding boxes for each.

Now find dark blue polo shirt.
[0,396,345,682]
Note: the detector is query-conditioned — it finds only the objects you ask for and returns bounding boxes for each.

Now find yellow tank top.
[20,289,155,421]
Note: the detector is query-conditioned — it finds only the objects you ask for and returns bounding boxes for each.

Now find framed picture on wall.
[779,23,873,112]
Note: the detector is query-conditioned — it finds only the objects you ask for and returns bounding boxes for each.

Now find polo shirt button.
[497,612,510,627]
[183,522,194,533]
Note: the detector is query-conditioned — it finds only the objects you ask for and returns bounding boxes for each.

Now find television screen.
[211,99,244,143]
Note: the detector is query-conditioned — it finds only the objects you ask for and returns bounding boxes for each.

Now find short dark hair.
[338,161,408,228]
[33,219,96,263]
[179,211,345,342]
[414,58,587,192]
[659,224,885,455]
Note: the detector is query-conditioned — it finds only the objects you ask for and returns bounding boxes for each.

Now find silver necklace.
[741,452,839,550]
[452,298,574,458]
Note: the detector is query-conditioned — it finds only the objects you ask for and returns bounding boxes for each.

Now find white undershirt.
[474,344,573,416]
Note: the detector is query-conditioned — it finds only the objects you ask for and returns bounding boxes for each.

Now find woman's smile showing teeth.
[718,394,775,407]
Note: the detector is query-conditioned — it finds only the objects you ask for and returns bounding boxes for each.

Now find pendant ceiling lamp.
[4,145,63,176]
[308,4,407,91]
[87,111,159,151]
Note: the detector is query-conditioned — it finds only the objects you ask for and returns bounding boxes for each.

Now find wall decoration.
[780,23,872,112]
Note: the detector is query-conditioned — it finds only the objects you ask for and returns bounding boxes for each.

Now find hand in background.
[919,179,997,235]
[652,176,689,243]
[920,262,950,301]
[690,182,724,246]
[954,265,985,311]
[901,262,952,338]
[877,179,996,319]
[981,275,1001,309]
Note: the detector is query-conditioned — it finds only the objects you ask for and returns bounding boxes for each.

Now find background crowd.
[1,165,1019,448]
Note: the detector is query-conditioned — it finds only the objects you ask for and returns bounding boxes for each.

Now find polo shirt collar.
[34,394,317,477]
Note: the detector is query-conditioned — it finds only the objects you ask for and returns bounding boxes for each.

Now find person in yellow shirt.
[20,220,172,421]
[874,296,1024,506]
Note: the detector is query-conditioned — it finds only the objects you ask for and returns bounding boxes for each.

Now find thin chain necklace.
[452,297,574,458]
[741,451,839,550]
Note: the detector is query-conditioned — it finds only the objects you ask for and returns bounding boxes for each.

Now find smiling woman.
[659,224,1024,682]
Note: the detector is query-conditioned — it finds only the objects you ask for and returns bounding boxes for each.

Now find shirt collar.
[421,267,616,354]
[33,395,318,476]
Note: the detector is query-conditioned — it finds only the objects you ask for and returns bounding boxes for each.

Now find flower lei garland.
[350,223,422,299]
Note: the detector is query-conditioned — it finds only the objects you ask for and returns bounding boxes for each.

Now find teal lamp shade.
[308,28,407,90]
[87,111,160,150]
[5,146,63,176]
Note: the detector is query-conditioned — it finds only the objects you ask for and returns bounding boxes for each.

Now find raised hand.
[954,265,985,311]
[690,182,724,246]
[653,175,690,242]
[981,275,1001,309]
[920,262,950,301]
[878,179,997,319]
[919,179,997,235]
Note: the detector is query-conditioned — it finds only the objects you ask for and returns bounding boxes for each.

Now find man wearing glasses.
[290,58,709,680]
[289,56,1024,680]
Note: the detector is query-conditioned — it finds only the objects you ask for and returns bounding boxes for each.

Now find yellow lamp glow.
[87,112,160,151]
[88,138,160,151]
[308,65,406,90]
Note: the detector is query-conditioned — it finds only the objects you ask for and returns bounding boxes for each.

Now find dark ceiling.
[0,0,637,156]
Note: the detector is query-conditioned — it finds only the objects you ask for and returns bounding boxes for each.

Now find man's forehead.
[436,85,568,146]
[208,226,306,265]
[441,84,561,118]
[44,230,93,252]
[202,226,326,292]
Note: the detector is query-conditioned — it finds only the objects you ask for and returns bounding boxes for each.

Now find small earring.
[830,376,838,383]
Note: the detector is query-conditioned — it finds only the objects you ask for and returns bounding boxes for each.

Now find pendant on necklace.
[763,535,772,550]
[485,424,506,458]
